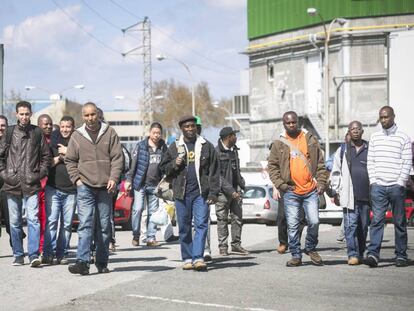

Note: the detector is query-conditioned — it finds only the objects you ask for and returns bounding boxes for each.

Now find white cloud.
[204,0,246,10]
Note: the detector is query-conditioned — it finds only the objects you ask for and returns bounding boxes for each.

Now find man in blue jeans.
[160,116,219,271]
[330,121,370,265]
[268,111,327,267]
[0,101,51,267]
[364,106,412,268]
[65,102,123,275]
[43,116,77,265]
[124,122,167,247]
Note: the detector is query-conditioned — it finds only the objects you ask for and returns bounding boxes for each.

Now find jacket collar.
[382,123,397,136]
[217,139,239,152]
[177,134,206,146]
[77,122,108,143]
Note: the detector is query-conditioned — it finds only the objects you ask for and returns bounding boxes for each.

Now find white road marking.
[126,294,277,311]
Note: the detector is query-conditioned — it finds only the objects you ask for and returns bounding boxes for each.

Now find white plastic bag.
[150,206,168,226]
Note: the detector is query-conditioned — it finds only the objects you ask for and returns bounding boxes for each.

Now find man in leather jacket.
[0,101,51,267]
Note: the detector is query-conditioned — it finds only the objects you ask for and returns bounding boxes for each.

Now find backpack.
[121,145,132,175]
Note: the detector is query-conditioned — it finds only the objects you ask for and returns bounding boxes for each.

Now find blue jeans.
[343,201,370,258]
[43,186,76,258]
[283,189,319,259]
[131,186,158,241]
[7,193,40,258]
[76,184,112,266]
[175,195,209,263]
[368,184,407,260]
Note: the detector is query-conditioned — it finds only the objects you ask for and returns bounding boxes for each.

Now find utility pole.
[0,44,4,115]
[122,17,152,128]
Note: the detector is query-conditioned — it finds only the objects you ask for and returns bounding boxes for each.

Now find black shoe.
[41,255,54,265]
[12,256,24,266]
[68,261,90,275]
[363,255,378,268]
[219,248,229,256]
[204,254,213,263]
[96,264,110,273]
[396,258,408,267]
[165,235,179,242]
[29,256,41,268]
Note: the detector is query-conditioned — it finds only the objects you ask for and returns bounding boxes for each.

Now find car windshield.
[243,187,266,199]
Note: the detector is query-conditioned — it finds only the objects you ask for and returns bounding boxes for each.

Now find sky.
[0,0,248,110]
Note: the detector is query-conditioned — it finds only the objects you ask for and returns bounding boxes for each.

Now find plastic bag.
[150,206,168,226]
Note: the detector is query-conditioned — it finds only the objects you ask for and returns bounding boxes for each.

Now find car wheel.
[122,216,132,231]
[409,214,414,227]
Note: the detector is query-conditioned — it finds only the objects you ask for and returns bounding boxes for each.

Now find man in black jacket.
[0,101,51,267]
[215,127,248,256]
[160,115,219,271]
[42,116,77,265]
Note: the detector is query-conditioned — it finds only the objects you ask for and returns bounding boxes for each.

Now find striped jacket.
[367,124,412,187]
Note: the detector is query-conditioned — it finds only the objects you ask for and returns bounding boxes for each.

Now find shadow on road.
[109,256,167,263]
[112,265,175,273]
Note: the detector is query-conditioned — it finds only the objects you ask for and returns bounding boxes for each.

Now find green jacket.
[267,131,327,193]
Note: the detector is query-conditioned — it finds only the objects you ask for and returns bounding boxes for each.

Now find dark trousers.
[0,190,11,240]
[277,195,306,245]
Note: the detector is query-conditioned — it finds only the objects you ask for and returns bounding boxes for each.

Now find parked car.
[318,193,343,225]
[210,184,278,226]
[369,198,414,226]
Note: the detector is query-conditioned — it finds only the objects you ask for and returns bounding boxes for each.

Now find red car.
[370,198,414,226]
[72,181,133,231]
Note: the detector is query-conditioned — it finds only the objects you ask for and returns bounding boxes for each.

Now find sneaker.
[193,261,207,271]
[96,264,110,273]
[41,255,54,265]
[132,237,140,247]
[146,240,160,247]
[165,235,180,242]
[305,250,323,266]
[56,256,69,265]
[286,257,302,267]
[219,248,229,256]
[363,255,378,268]
[277,244,287,254]
[12,256,24,266]
[68,261,90,275]
[204,253,213,263]
[109,242,116,253]
[29,256,41,268]
[231,245,249,255]
[348,257,360,265]
[182,262,193,270]
[396,258,408,267]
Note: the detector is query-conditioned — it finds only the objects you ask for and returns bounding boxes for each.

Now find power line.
[50,0,121,55]
[108,0,240,73]
[82,0,237,76]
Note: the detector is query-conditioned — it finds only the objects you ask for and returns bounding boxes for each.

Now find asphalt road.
[1,224,413,311]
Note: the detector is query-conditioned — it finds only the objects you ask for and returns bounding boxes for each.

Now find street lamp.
[156,54,196,116]
[307,7,347,159]
[25,84,85,100]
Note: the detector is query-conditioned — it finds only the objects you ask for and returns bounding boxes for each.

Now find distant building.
[246,0,414,162]
[103,110,146,151]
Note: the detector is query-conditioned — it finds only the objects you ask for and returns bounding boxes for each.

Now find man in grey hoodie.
[65,102,123,275]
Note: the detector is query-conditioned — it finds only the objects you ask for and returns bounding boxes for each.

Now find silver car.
[241,185,278,225]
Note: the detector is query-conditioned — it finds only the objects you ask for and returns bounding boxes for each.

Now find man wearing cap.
[215,127,248,255]
[160,115,219,271]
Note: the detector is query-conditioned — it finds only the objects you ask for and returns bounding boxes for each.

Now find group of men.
[0,102,412,274]
[268,106,412,268]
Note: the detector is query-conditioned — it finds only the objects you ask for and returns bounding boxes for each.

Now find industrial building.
[246,0,414,162]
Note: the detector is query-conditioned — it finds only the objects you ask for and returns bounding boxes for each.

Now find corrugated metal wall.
[248,0,414,39]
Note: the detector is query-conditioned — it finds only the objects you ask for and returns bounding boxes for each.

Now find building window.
[233,95,249,114]
[268,61,274,82]
[119,136,140,141]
